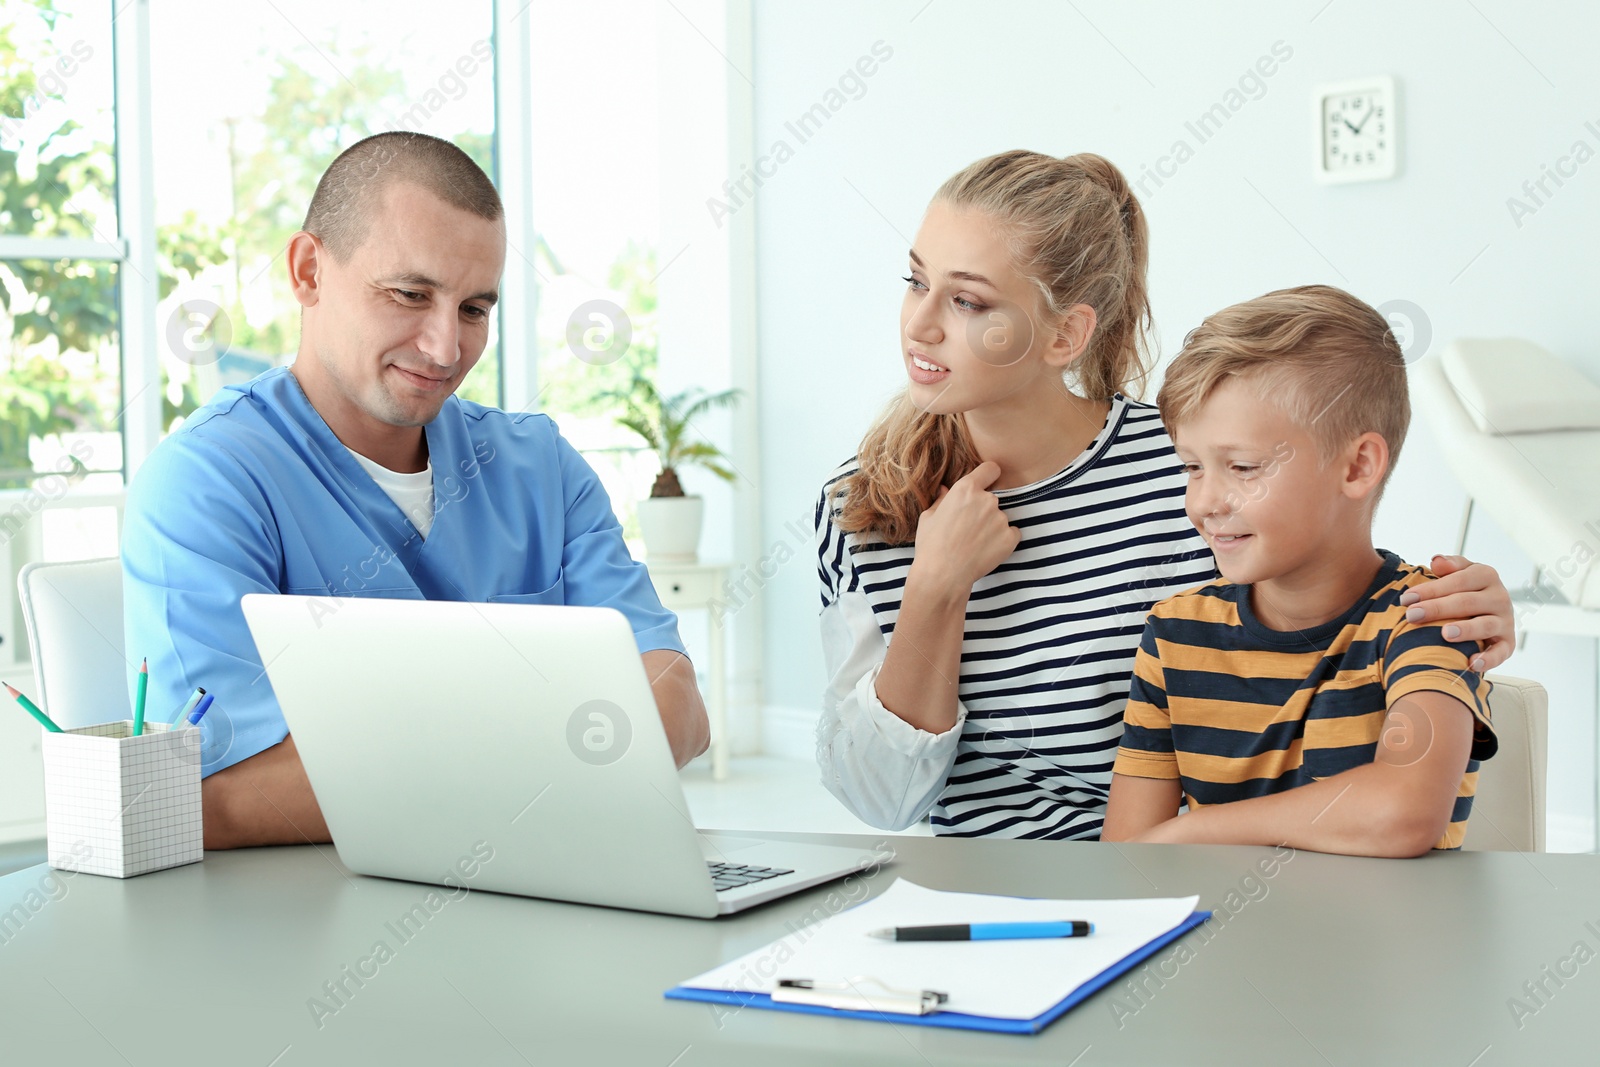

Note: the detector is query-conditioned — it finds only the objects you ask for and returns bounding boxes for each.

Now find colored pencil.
[133,658,149,736]
[3,682,62,732]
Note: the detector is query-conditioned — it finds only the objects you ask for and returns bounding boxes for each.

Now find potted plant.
[609,371,741,562]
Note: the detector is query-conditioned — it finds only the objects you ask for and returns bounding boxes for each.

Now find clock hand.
[1352,105,1378,133]
[1343,118,1360,134]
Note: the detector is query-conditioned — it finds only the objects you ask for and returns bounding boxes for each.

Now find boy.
[1102,285,1497,856]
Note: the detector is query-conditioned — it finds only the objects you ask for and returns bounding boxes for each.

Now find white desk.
[648,561,730,780]
[2,835,1596,1063]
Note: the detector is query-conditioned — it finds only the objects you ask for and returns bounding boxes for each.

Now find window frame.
[114,0,159,481]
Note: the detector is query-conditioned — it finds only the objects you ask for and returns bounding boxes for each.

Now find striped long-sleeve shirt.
[1113,549,1497,850]
[815,395,1216,839]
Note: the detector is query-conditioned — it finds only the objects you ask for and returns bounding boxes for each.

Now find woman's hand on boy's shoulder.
[1396,554,1514,672]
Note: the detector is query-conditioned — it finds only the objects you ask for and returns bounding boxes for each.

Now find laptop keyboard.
[708,861,795,892]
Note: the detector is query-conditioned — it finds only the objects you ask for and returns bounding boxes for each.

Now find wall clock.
[1314,76,1399,183]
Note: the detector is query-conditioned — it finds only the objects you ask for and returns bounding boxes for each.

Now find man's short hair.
[302,131,503,261]
[1157,284,1410,490]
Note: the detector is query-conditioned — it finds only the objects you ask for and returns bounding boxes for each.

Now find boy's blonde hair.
[1158,284,1410,492]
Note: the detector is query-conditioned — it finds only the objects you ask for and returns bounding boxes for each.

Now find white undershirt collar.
[348,448,435,540]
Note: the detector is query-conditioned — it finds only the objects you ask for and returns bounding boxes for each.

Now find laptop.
[240,593,887,918]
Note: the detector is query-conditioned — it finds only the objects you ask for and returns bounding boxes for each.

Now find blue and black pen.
[868,921,1094,941]
[168,687,206,726]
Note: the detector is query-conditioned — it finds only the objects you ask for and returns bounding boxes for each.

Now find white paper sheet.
[680,879,1200,1020]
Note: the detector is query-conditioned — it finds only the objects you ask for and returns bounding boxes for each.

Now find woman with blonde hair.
[815,149,1515,839]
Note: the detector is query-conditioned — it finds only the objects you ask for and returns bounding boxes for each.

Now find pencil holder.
[41,720,204,878]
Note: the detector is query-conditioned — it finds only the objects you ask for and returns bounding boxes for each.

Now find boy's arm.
[1103,774,1183,840]
[1132,690,1476,857]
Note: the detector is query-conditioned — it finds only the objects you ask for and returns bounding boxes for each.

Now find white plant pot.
[637,495,704,563]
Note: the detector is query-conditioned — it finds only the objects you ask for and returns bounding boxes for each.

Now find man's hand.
[201,734,331,850]
[643,649,710,768]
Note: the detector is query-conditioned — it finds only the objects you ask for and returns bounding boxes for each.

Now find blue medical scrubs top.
[122,365,686,776]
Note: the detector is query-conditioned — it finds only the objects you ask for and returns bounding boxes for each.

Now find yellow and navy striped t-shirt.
[1113,550,1496,850]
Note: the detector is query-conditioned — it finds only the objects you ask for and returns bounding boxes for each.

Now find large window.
[522,0,663,539]
[2,0,670,569]
[147,1,500,419]
[1,0,121,496]
[1,0,502,564]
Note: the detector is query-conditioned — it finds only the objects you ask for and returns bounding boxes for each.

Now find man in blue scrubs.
[123,132,709,848]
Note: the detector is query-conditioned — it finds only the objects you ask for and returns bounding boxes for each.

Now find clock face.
[1323,90,1389,169]
[1318,81,1397,180]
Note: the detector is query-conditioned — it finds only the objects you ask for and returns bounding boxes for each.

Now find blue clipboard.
[665,908,1212,1034]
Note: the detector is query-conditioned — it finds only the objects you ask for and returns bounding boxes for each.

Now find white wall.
[746,0,1600,847]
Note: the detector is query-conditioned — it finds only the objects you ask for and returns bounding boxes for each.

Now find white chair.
[1462,674,1548,852]
[16,557,131,729]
